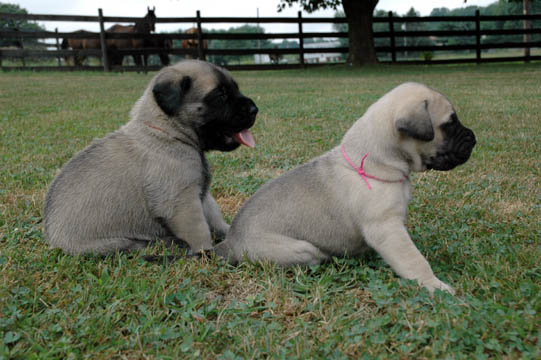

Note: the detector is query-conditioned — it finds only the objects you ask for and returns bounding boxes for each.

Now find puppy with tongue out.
[234,130,255,148]
[44,60,257,257]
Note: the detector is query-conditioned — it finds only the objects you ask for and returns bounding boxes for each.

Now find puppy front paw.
[212,224,230,242]
[421,277,455,295]
[187,248,214,259]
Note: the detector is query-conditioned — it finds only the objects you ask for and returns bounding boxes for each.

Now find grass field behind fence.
[0,63,540,359]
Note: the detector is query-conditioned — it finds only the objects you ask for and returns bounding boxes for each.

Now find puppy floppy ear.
[395,100,435,141]
[152,75,192,116]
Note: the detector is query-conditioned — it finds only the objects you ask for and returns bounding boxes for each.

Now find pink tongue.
[233,129,255,148]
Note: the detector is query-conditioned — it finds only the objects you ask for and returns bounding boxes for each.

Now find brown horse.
[61,30,96,66]
[62,7,162,67]
[181,27,207,59]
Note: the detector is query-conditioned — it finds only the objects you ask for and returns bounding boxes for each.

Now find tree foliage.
[430,1,541,44]
[277,0,342,12]
[0,2,45,47]
[208,25,272,66]
[332,1,540,62]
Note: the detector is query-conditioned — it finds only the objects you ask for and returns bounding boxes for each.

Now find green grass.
[1,63,540,359]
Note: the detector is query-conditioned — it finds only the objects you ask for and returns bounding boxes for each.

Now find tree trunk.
[342,0,379,65]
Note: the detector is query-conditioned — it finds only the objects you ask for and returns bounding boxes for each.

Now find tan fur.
[44,60,251,255]
[216,82,476,294]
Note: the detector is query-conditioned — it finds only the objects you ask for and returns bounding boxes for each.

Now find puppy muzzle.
[427,126,476,171]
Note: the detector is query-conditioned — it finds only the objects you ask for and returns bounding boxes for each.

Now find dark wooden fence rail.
[1,9,540,71]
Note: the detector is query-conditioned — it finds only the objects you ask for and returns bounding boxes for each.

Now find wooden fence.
[1,9,540,72]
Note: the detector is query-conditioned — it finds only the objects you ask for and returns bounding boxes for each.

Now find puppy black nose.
[249,104,258,116]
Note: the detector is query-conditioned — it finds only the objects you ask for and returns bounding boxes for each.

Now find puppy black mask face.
[199,73,258,151]
[152,66,258,152]
[426,113,476,171]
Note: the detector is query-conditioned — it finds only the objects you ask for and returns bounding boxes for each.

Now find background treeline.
[2,1,539,65]
[198,1,541,64]
[429,2,541,45]
[0,3,45,48]
[349,2,540,58]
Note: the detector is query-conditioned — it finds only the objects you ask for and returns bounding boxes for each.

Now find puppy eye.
[216,87,228,102]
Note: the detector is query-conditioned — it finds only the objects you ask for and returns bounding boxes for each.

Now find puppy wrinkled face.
[425,113,476,171]
[152,63,258,152]
[198,70,258,151]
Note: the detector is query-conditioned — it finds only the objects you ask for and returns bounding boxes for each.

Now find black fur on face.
[152,75,192,116]
[196,69,258,151]
[396,100,435,142]
[425,113,476,171]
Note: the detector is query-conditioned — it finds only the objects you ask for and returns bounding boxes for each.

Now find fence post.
[475,9,481,64]
[298,11,305,68]
[19,33,26,67]
[388,11,396,63]
[98,8,110,72]
[523,0,531,62]
[55,27,61,66]
[196,10,205,60]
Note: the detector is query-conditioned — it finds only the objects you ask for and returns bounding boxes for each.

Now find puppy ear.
[152,76,192,116]
[395,100,435,141]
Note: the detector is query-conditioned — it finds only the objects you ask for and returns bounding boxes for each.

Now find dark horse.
[142,36,171,66]
[62,7,169,67]
[106,6,156,66]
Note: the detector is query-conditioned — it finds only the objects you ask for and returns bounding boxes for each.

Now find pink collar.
[341,144,408,190]
[145,121,171,136]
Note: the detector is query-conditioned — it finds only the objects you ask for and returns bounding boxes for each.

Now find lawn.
[0,62,539,359]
